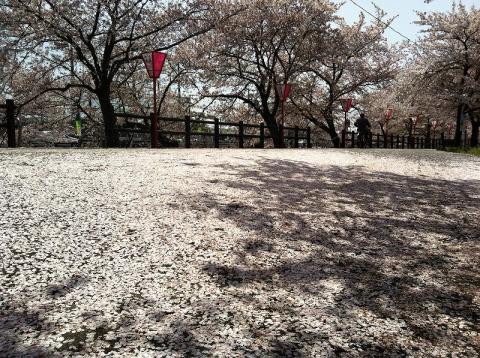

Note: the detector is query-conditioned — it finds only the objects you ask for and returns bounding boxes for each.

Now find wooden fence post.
[351,131,355,148]
[369,132,373,148]
[441,132,445,149]
[238,121,244,148]
[383,134,387,148]
[150,113,156,148]
[6,99,16,148]
[260,123,265,148]
[390,134,394,148]
[341,129,346,148]
[185,116,191,148]
[279,124,285,148]
[402,136,405,149]
[376,134,380,148]
[214,118,220,148]
[421,137,424,149]
[396,135,400,148]
[294,126,299,148]
[307,127,312,148]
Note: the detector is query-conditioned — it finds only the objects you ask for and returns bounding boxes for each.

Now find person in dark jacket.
[354,113,371,148]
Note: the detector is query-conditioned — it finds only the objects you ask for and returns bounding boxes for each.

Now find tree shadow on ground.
[0,275,89,357]
[193,158,480,355]
[2,156,479,356]
[0,304,54,357]
[47,274,88,298]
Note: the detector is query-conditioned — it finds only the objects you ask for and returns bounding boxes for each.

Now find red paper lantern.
[386,108,394,120]
[142,51,167,149]
[341,98,353,113]
[276,84,292,102]
[142,51,167,79]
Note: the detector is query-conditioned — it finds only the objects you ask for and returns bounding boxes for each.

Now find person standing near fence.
[354,113,371,148]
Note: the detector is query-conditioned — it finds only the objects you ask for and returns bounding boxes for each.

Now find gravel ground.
[1,148,479,357]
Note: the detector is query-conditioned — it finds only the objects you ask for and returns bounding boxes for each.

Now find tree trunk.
[379,122,385,137]
[263,114,282,148]
[407,118,413,137]
[325,112,340,148]
[406,118,414,148]
[454,104,464,147]
[17,126,23,147]
[97,91,118,147]
[471,119,479,147]
[425,120,431,149]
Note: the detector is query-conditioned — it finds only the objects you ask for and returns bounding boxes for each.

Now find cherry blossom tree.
[1,0,216,146]
[198,0,336,147]
[361,67,455,144]
[291,10,399,147]
[414,3,480,146]
[2,0,478,149]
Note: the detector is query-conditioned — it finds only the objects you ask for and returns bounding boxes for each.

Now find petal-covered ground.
[1,148,479,357]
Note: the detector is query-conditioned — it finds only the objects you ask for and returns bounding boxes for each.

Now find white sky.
[334,0,480,43]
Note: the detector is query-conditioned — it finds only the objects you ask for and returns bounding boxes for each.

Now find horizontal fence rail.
[115,113,312,149]
[341,130,448,149]
[1,106,473,149]
[113,112,472,150]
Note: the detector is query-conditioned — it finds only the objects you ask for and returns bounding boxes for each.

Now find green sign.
[74,113,82,136]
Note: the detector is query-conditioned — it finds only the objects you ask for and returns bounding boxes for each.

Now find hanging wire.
[347,0,418,44]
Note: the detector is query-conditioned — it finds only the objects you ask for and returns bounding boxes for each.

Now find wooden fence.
[0,99,16,147]
[341,130,448,149]
[3,105,468,150]
[115,113,312,149]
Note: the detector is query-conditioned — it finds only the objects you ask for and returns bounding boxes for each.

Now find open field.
[1,148,479,357]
